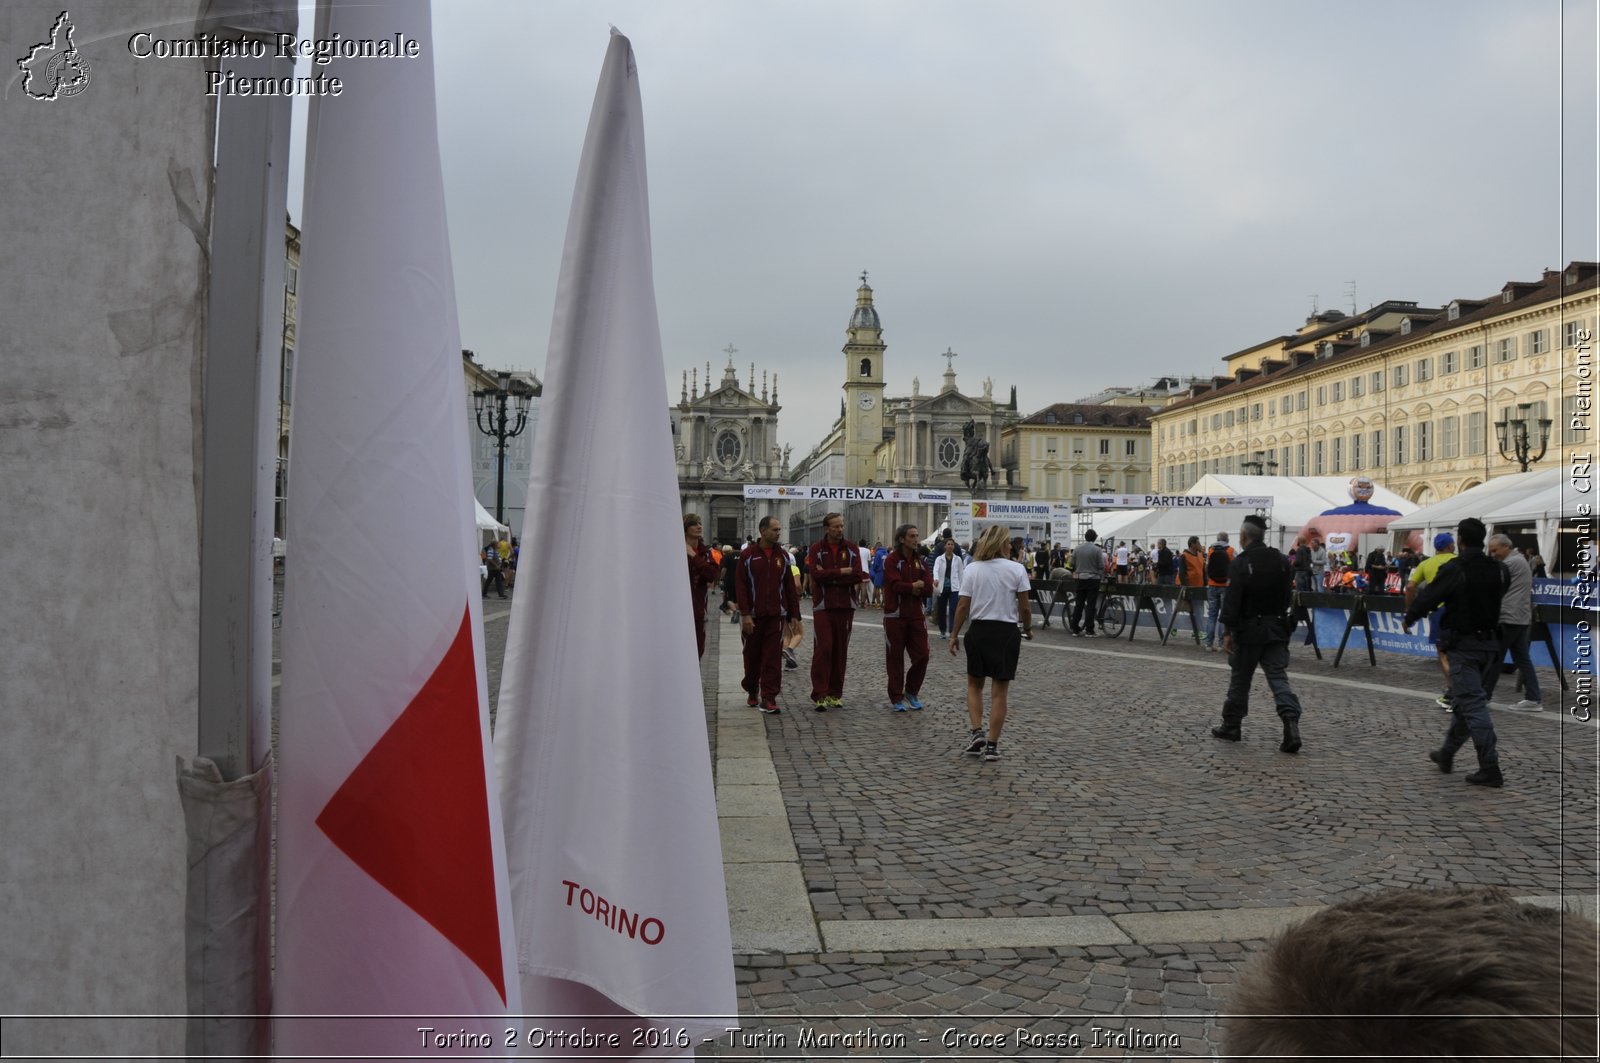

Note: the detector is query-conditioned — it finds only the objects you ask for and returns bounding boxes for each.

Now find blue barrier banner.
[1314,603,1584,670]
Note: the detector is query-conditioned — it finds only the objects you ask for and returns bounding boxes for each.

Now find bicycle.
[1061,584,1128,638]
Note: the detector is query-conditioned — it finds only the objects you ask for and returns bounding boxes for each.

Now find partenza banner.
[961,500,1073,522]
[1079,493,1274,509]
[743,484,953,503]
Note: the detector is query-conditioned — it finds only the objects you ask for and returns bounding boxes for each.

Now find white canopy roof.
[1084,475,1414,550]
[1389,468,1575,530]
[475,498,510,535]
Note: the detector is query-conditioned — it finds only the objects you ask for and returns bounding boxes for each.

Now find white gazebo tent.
[1388,468,1574,570]
[1084,475,1414,553]
[475,498,511,537]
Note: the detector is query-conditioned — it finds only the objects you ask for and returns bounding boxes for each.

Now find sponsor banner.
[1312,606,1579,669]
[962,500,1073,523]
[1080,493,1274,509]
[1533,577,1593,608]
[743,484,952,503]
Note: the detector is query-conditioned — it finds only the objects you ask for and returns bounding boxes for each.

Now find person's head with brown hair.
[1225,887,1597,1060]
[971,524,1012,562]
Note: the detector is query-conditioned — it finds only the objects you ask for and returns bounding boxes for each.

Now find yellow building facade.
[1152,263,1597,505]
[1001,404,1154,502]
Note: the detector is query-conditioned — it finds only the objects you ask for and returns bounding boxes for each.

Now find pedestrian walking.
[482,541,507,599]
[883,523,932,712]
[737,516,800,714]
[948,524,1033,761]
[932,537,965,639]
[1482,533,1543,710]
[684,514,721,659]
[1179,534,1207,644]
[1203,533,1234,651]
[1405,517,1509,787]
[1210,514,1304,753]
[1068,530,1105,636]
[1310,539,1328,589]
[782,547,804,671]
[805,512,864,711]
[868,542,887,608]
[1154,539,1177,585]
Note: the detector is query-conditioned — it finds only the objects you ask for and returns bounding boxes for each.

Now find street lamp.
[1493,403,1552,473]
[474,370,531,525]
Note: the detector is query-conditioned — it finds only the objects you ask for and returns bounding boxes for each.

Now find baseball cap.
[1433,532,1454,550]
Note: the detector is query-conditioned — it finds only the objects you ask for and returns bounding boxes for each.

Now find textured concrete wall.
[0,2,211,1053]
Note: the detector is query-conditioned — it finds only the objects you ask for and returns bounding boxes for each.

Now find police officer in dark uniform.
[1403,516,1508,787]
[1211,513,1305,753]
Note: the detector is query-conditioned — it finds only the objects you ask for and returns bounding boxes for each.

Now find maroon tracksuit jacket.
[806,537,864,701]
[687,543,721,658]
[883,548,932,703]
[736,543,798,701]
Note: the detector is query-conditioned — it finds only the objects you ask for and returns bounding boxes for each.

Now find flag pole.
[186,1,296,1055]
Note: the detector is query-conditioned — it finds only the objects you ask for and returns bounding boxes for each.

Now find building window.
[1331,437,1343,473]
[1099,439,1110,456]
[1467,411,1486,455]
[1297,391,1308,411]
[1372,430,1383,466]
[1071,439,1084,457]
[1316,385,1327,406]
[1564,395,1586,443]
[859,357,872,377]
[285,263,297,294]
[1442,350,1458,374]
[1332,382,1344,402]
[1416,420,1432,462]
[1281,395,1293,415]
[938,437,960,468]
[1371,371,1384,394]
[1125,438,1136,457]
[716,430,741,465]
[1351,432,1362,468]
[1351,376,1364,398]
[1280,446,1290,473]
[1416,357,1432,381]
[1393,364,1408,388]
[1528,329,1548,356]
[1566,321,1591,349]
[1393,425,1407,465]
[1467,344,1486,369]
[1251,403,1262,421]
[1225,410,1235,427]
[1314,440,1326,475]
[1212,413,1222,431]
[1441,415,1460,458]
[1495,337,1516,363]
[280,346,294,405]
[1295,443,1306,476]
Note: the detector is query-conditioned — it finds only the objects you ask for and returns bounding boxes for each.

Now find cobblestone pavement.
[698,597,1597,1059]
[274,585,1596,1059]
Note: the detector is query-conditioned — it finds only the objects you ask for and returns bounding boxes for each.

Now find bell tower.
[842,272,887,485]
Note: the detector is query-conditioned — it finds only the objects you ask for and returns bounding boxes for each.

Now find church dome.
[849,273,881,331]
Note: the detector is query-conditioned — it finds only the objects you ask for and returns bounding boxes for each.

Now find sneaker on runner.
[906,695,925,710]
[983,742,1000,761]
[964,729,986,756]
[759,698,781,714]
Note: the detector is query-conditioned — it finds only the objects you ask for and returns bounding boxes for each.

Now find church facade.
[788,276,1023,547]
[672,351,791,548]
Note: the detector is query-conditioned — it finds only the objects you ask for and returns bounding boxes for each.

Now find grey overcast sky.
[291,0,1598,456]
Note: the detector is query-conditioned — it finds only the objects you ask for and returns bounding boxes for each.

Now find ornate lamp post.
[1493,403,1552,473]
[473,370,531,525]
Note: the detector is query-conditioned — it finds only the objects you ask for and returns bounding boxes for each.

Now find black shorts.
[965,619,1022,681]
[1116,564,1129,576]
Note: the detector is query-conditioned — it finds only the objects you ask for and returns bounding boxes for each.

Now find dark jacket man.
[1212,515,1304,753]
[1404,516,1508,787]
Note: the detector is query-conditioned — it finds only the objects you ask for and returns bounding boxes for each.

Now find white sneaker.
[1508,699,1543,711]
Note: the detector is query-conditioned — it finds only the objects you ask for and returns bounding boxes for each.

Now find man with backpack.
[1404,517,1509,787]
[1202,532,1234,651]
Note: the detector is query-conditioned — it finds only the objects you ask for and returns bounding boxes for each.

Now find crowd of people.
[682,511,1548,787]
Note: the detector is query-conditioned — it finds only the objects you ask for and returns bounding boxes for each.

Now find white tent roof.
[1389,468,1574,530]
[475,499,510,535]
[1082,475,1414,549]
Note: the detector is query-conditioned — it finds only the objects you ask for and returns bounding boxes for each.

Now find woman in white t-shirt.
[948,524,1033,762]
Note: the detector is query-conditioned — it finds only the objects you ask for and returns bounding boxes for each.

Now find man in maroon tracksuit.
[806,511,865,712]
[737,515,799,713]
[882,523,932,711]
[685,513,721,659]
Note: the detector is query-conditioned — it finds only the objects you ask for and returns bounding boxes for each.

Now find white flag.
[495,30,737,1045]
[276,0,520,1052]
